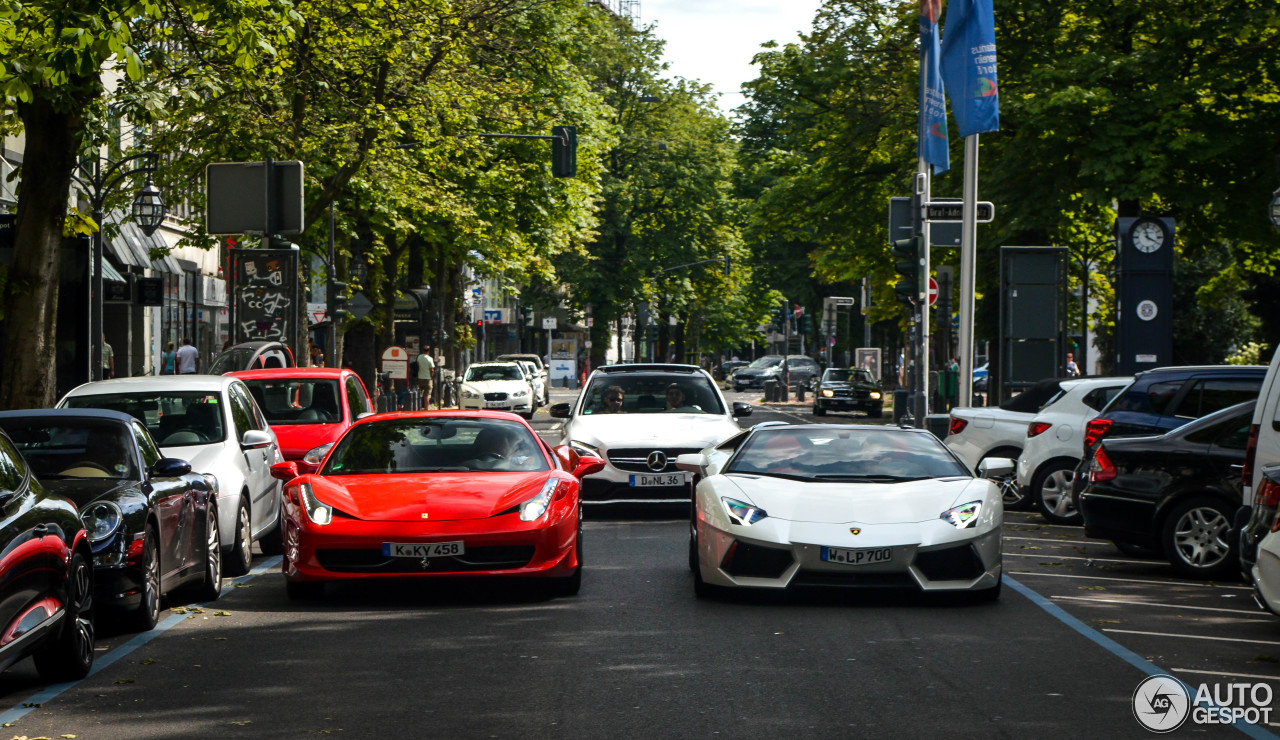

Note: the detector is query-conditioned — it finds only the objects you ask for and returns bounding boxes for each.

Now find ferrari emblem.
[421,512,429,519]
[849,528,861,535]
[419,557,431,570]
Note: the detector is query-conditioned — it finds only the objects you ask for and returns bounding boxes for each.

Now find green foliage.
[1226,342,1269,366]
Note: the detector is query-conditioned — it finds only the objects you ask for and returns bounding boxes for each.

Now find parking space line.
[1011,570,1255,590]
[1005,552,1167,565]
[1103,628,1280,647]
[0,555,283,727]
[1051,595,1270,616]
[1175,669,1280,682]
[1003,535,1112,546]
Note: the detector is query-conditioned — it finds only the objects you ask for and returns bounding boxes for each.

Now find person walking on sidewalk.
[416,347,436,409]
[176,337,199,374]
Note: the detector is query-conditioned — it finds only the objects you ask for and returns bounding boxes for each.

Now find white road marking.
[1003,535,1112,546]
[1103,628,1280,646]
[1010,570,1254,590]
[1051,594,1269,616]
[1174,668,1280,681]
[1004,551,1161,565]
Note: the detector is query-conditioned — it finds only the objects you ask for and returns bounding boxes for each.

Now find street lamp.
[71,152,166,382]
[1269,186,1280,230]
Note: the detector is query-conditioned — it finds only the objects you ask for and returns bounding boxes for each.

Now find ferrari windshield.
[823,369,876,384]
[244,379,342,425]
[726,427,968,482]
[323,417,548,474]
[580,374,724,416]
[63,391,227,447]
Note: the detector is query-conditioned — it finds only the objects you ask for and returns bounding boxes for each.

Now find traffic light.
[892,235,924,306]
[551,126,577,178]
[329,280,350,322]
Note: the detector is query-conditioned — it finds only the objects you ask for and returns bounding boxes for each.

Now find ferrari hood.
[568,413,739,450]
[721,474,985,525]
[310,471,550,522]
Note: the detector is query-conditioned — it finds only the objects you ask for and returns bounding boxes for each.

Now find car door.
[226,384,272,526]
[344,374,372,422]
[131,420,192,574]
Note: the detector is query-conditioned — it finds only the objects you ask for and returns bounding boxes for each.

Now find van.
[1236,351,1280,573]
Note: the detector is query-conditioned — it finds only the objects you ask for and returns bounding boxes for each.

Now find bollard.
[795,382,806,403]
[763,379,777,402]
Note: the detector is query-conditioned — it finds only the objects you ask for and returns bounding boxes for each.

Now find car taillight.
[1083,418,1112,451]
[1243,423,1260,491]
[949,417,968,436]
[1089,446,1117,482]
[1258,474,1280,509]
[1027,421,1052,438]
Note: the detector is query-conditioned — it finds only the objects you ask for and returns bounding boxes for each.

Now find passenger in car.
[601,386,626,414]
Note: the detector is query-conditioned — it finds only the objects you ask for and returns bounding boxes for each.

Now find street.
[0,392,1266,738]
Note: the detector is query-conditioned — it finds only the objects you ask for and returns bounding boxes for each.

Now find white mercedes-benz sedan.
[681,423,1007,599]
[551,364,752,505]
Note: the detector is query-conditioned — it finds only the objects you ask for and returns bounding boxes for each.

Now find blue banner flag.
[919,0,949,174]
[940,0,999,137]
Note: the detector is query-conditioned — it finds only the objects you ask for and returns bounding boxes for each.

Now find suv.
[495,353,549,405]
[1073,365,1267,509]
[732,355,821,392]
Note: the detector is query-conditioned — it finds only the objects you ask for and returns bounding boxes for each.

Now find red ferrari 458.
[270,411,604,599]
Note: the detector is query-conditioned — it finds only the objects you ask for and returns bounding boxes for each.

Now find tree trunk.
[0,98,87,409]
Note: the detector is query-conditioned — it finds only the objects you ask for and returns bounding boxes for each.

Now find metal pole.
[328,200,336,366]
[780,299,790,402]
[91,168,104,382]
[957,134,980,406]
[918,161,931,424]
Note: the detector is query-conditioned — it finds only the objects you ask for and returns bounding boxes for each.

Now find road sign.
[890,197,962,247]
[380,345,410,380]
[347,292,373,320]
[542,317,557,330]
[928,277,938,306]
[924,201,994,223]
[483,308,504,323]
[823,296,856,306]
[206,160,304,235]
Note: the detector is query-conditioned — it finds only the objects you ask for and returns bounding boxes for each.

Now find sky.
[642,0,825,116]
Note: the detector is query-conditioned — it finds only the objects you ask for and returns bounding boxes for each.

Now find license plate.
[382,541,466,558]
[629,473,686,487]
[821,546,892,565]
[485,401,509,409]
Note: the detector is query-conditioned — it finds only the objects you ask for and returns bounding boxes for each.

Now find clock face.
[1132,220,1165,253]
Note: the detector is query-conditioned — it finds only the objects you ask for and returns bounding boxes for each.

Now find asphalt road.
[0,390,1270,738]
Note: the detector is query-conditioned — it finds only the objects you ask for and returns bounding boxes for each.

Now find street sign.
[206,160,305,235]
[380,345,410,380]
[889,197,963,247]
[924,201,994,223]
[542,317,557,330]
[928,277,939,307]
[483,308,504,323]
[347,292,373,320]
[823,296,856,306]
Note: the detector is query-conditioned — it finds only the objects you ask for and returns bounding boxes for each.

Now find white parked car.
[945,378,1073,509]
[458,362,536,419]
[1015,376,1132,524]
[551,364,751,505]
[518,360,546,410]
[59,375,284,576]
[681,423,1005,599]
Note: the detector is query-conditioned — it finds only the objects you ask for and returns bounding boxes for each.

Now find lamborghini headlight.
[298,482,332,526]
[519,478,559,522]
[722,497,768,526]
[81,501,122,543]
[941,501,982,528]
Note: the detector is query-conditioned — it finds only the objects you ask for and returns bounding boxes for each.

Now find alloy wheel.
[1173,507,1231,569]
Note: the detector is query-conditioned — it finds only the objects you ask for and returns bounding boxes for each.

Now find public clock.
[1129,218,1167,254]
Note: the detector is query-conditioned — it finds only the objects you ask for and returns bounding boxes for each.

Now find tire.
[285,579,325,600]
[225,497,253,577]
[123,527,161,632]
[257,506,283,556]
[191,505,223,602]
[872,404,885,419]
[982,449,1030,511]
[813,405,826,417]
[550,512,584,597]
[690,520,718,598]
[1162,495,1238,580]
[1033,459,1082,524]
[520,411,535,420]
[1113,541,1161,559]
[34,551,94,682]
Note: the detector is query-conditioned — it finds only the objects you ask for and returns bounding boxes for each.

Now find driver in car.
[466,426,540,470]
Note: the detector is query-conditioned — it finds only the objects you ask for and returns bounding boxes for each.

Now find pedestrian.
[416,346,436,408]
[309,341,324,367]
[1065,352,1080,377]
[101,335,115,379]
[176,337,199,374]
[161,341,176,375]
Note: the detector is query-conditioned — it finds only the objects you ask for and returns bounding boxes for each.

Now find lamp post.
[71,152,166,382]
[1269,186,1280,230]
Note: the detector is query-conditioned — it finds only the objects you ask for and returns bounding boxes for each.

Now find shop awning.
[103,209,184,275]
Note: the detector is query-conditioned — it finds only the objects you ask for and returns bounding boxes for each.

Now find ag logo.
[1132,674,1190,733]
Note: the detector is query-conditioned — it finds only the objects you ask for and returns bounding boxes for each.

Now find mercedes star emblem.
[646,450,667,472]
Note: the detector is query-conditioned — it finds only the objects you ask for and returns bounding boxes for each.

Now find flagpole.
[957,133,979,406]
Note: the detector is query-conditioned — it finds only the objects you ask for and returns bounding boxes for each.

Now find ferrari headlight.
[869,391,882,400]
[298,482,332,526]
[569,440,600,458]
[303,443,333,467]
[519,478,559,522]
[821,388,834,398]
[941,501,982,528]
[81,501,122,543]
[512,389,529,398]
[722,497,767,526]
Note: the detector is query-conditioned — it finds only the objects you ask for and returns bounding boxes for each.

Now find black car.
[209,341,295,375]
[812,368,884,417]
[0,426,95,682]
[0,409,223,631]
[1079,400,1254,579]
[732,355,821,392]
[1071,365,1266,505]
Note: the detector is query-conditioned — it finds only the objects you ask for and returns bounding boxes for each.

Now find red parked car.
[230,368,374,467]
[269,411,605,599]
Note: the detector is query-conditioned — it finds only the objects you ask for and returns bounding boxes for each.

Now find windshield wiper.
[813,474,925,482]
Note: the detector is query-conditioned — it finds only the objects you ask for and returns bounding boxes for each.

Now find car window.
[246,379,344,425]
[1173,378,1264,420]
[465,365,524,382]
[747,356,781,369]
[323,417,548,474]
[227,385,256,438]
[345,376,370,417]
[1184,408,1254,448]
[0,434,28,494]
[1082,385,1127,412]
[726,428,967,481]
[1144,381,1183,415]
[3,420,136,479]
[64,391,227,447]
[579,374,725,415]
[132,421,162,469]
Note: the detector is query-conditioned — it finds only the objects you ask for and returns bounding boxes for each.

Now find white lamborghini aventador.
[679,423,1008,600]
